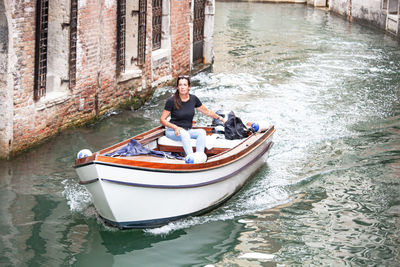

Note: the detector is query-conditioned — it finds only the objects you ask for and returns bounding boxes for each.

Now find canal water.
[1,2,400,266]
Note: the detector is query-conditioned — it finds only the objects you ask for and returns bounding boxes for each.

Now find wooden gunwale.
[75,126,275,171]
[77,140,273,186]
[99,141,274,189]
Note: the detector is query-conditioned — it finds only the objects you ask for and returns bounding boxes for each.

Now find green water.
[1,2,400,266]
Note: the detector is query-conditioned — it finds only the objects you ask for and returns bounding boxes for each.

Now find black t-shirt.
[164,94,202,129]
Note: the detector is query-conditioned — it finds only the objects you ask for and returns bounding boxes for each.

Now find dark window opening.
[117,0,126,74]
[193,0,205,63]
[69,0,78,89]
[388,0,399,14]
[34,0,49,100]
[152,0,162,51]
[383,0,388,10]
[138,0,147,65]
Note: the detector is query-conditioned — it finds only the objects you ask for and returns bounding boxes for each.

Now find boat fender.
[77,149,93,159]
[185,152,207,164]
[249,122,269,132]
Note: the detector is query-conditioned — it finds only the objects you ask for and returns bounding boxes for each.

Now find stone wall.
[242,0,400,38]
[329,0,351,16]
[330,0,387,29]
[308,0,328,7]
[253,0,396,36]
[0,0,12,158]
[352,0,387,29]
[7,1,38,157]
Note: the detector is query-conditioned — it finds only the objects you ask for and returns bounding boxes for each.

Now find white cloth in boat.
[158,135,242,150]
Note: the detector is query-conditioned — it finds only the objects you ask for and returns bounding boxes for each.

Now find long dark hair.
[174,75,191,110]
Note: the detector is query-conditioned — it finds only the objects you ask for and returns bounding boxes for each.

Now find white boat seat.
[157,135,242,150]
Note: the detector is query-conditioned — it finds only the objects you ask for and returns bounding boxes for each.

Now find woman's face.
[177,78,190,96]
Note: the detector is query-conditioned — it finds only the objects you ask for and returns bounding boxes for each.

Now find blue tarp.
[105,139,183,160]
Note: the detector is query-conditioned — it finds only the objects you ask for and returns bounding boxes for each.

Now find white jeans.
[165,128,206,155]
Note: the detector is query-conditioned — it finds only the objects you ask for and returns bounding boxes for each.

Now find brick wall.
[153,60,171,81]
[0,0,10,157]
[170,0,191,76]
[7,0,140,154]
[11,1,37,152]
[76,0,118,113]
[1,0,197,157]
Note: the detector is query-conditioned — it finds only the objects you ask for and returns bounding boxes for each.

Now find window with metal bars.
[69,0,78,89]
[117,0,146,73]
[34,0,49,100]
[193,0,205,63]
[117,0,126,73]
[388,0,399,14]
[382,0,388,10]
[138,0,147,65]
[152,0,162,51]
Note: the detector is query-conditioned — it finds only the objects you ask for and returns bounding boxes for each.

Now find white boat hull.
[75,126,275,228]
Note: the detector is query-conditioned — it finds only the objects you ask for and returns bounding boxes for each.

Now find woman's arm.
[160,109,182,136]
[197,105,227,123]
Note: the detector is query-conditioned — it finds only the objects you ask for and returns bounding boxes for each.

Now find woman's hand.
[197,105,227,124]
[174,126,182,136]
[160,109,182,136]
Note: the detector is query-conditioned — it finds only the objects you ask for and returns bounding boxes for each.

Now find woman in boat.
[160,75,227,156]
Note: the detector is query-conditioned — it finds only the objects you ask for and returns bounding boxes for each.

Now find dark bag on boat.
[211,110,227,134]
[224,111,250,140]
[211,110,227,127]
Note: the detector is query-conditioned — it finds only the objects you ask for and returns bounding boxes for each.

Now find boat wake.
[62,179,92,212]
[145,175,292,235]
[144,193,291,236]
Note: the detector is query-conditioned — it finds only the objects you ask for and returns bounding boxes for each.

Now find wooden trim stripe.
[98,132,271,171]
[79,178,99,185]
[74,126,275,172]
[95,141,272,189]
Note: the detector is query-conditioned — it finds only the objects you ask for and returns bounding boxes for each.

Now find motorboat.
[74,124,275,228]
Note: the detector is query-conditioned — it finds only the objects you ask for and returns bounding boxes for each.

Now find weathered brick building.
[0,0,215,158]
